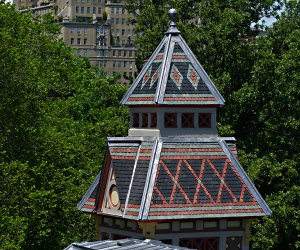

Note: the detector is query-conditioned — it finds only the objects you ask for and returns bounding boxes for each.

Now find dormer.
[121,9,224,138]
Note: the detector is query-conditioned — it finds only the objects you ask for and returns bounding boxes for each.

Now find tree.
[0,2,129,249]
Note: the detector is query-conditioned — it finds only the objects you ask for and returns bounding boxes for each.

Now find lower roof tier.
[77,137,271,221]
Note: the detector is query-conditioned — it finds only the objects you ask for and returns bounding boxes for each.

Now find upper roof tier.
[121,9,225,106]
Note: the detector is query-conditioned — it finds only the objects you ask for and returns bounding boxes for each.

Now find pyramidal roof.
[121,10,225,106]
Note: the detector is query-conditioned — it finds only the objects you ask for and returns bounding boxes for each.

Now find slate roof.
[65,239,193,250]
[77,137,271,220]
[121,23,225,106]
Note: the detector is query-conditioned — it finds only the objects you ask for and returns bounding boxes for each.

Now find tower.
[77,9,271,250]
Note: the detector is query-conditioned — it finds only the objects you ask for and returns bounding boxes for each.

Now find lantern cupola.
[121,9,224,138]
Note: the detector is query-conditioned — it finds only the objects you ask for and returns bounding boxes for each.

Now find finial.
[168,8,177,27]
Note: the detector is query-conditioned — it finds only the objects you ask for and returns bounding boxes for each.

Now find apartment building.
[14,0,137,84]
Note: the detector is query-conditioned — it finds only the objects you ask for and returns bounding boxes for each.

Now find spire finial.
[168,8,177,27]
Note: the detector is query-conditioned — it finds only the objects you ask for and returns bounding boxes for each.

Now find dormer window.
[199,113,211,128]
[182,113,194,128]
[165,113,177,128]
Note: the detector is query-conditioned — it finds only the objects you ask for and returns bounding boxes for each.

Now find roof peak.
[166,8,181,35]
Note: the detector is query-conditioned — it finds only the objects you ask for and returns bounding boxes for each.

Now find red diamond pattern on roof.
[150,64,161,88]
[187,64,200,90]
[141,65,152,89]
[152,158,256,206]
[170,64,183,90]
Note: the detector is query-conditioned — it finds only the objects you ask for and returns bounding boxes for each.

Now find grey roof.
[65,239,194,250]
[121,18,225,106]
[77,137,271,220]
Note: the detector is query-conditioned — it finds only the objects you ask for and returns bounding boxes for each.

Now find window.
[84,28,87,34]
[133,113,139,128]
[77,28,81,34]
[70,28,74,33]
[116,7,119,14]
[150,113,157,128]
[121,18,125,24]
[127,29,131,36]
[226,237,242,250]
[122,8,125,14]
[84,49,87,56]
[81,6,84,13]
[122,29,125,36]
[198,113,211,128]
[180,238,218,250]
[182,113,194,128]
[93,7,96,13]
[123,61,127,67]
[111,18,114,24]
[113,61,116,67]
[118,50,121,57]
[129,51,132,57]
[118,61,121,68]
[111,7,114,14]
[77,38,80,44]
[76,6,79,13]
[124,51,127,57]
[142,113,148,128]
[113,50,116,57]
[116,18,119,24]
[98,7,101,14]
[116,29,119,36]
[71,38,74,44]
[111,29,114,36]
[122,40,125,46]
[87,7,90,13]
[84,38,87,45]
[164,113,177,128]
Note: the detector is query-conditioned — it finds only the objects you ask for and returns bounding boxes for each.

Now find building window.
[93,7,96,14]
[111,7,114,14]
[113,50,116,57]
[77,28,81,34]
[182,113,194,128]
[84,38,87,45]
[98,7,101,14]
[84,28,87,34]
[124,51,127,57]
[70,28,74,34]
[81,6,84,13]
[226,237,242,250]
[116,7,119,14]
[113,61,116,67]
[124,61,127,67]
[77,38,80,45]
[76,6,79,13]
[71,38,74,44]
[165,113,177,128]
[84,49,87,56]
[150,113,157,128]
[118,61,121,68]
[118,50,121,57]
[121,18,125,24]
[180,238,218,250]
[87,7,90,13]
[111,18,114,24]
[116,18,119,24]
[122,29,125,36]
[133,113,139,128]
[198,113,211,128]
[129,51,132,57]
[122,7,125,14]
[116,29,119,36]
[142,113,148,128]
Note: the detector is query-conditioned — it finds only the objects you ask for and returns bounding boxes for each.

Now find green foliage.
[0,2,129,249]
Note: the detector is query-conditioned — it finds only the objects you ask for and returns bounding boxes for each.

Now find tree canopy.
[0,2,129,249]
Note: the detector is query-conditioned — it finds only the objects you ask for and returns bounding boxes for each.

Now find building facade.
[77,9,271,250]
[14,0,137,84]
